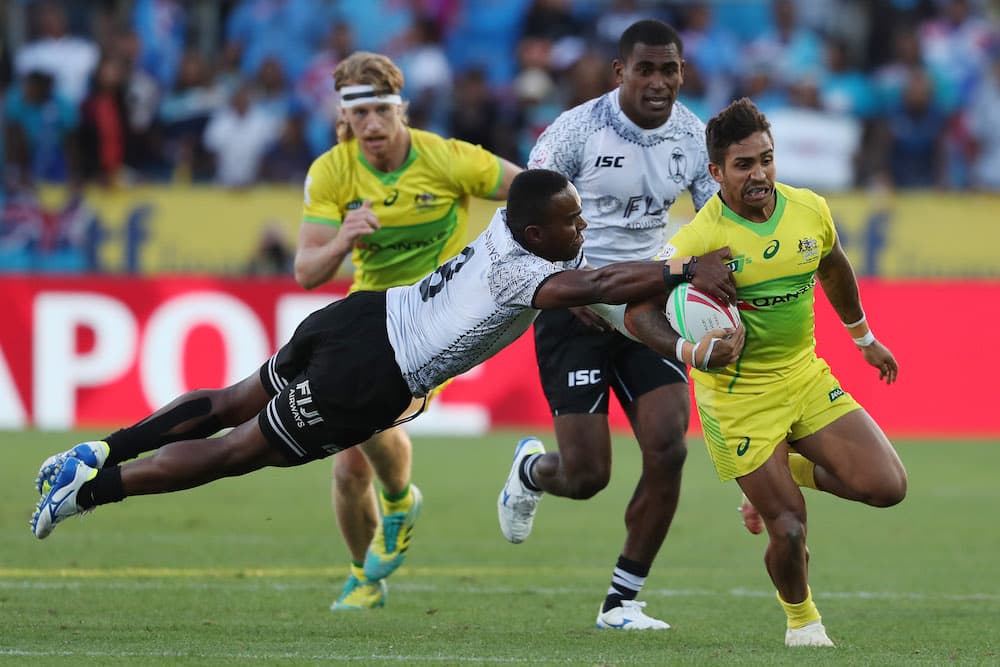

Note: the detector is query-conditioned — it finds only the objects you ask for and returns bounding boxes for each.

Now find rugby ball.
[665,284,741,343]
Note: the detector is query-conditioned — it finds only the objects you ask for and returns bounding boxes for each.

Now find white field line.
[0,649,552,663]
[0,573,995,601]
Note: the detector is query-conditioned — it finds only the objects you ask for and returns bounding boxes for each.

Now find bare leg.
[620,384,688,565]
[793,409,907,507]
[120,417,294,496]
[333,446,379,563]
[105,372,272,466]
[530,412,613,499]
[737,441,810,604]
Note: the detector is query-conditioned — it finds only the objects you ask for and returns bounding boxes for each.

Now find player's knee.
[768,511,806,546]
[643,437,688,476]
[563,467,610,499]
[867,470,908,508]
[333,451,375,490]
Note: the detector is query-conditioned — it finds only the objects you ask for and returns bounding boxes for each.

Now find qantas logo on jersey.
[746,277,816,307]
[594,155,625,168]
[357,230,450,253]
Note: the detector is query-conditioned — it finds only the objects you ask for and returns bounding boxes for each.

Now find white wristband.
[843,313,867,328]
[690,340,700,367]
[701,338,720,370]
[675,338,686,363]
[853,330,876,347]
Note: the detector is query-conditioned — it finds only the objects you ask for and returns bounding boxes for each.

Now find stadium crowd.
[1,0,998,194]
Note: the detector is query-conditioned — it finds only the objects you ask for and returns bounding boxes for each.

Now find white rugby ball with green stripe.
[665,284,741,343]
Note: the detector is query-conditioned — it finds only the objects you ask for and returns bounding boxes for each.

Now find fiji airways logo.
[289,380,324,429]
[568,369,601,387]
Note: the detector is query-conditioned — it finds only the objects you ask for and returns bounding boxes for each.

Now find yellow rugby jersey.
[663,182,837,392]
[302,128,503,292]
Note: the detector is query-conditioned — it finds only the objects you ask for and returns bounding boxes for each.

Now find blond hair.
[333,51,408,143]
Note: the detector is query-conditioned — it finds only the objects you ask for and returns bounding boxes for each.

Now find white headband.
[338,84,403,108]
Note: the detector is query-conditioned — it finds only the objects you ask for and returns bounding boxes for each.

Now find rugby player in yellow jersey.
[623,98,908,647]
[292,52,521,610]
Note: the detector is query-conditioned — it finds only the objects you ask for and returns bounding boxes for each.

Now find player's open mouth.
[744,185,771,202]
[645,96,670,109]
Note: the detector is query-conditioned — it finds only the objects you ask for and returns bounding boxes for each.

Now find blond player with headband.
[293,51,521,610]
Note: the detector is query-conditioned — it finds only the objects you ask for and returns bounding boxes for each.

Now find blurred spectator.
[130,0,187,90]
[560,50,615,110]
[78,57,130,186]
[872,26,958,114]
[14,1,100,105]
[296,21,355,155]
[259,112,313,184]
[819,36,877,118]
[508,65,561,164]
[4,70,79,183]
[159,49,227,182]
[768,76,862,191]
[678,2,741,115]
[880,67,949,188]
[245,223,294,275]
[396,15,453,135]
[449,67,510,156]
[919,0,996,107]
[335,0,415,54]
[967,45,1000,190]
[223,0,331,82]
[593,0,661,58]
[744,0,823,89]
[863,0,938,69]
[521,0,581,42]
[202,81,282,188]
[255,57,298,125]
[444,0,533,88]
[111,29,169,180]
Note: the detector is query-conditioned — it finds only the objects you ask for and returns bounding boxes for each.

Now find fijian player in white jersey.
[498,19,727,631]
[29,169,742,545]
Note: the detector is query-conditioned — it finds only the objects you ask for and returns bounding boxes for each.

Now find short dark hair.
[618,19,683,61]
[705,97,772,165]
[505,169,570,235]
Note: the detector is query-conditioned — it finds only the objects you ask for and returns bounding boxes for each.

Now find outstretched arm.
[817,236,898,384]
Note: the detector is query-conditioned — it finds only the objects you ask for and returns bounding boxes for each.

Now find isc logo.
[568,369,601,387]
[593,155,625,168]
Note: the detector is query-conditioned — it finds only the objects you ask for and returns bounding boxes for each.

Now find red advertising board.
[0,276,996,437]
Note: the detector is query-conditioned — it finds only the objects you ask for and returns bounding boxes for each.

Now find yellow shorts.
[695,358,861,481]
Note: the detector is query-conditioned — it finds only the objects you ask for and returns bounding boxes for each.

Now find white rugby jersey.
[385,208,584,396]
[528,90,717,268]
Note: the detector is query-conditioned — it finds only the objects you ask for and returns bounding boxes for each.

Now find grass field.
[1,430,998,666]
